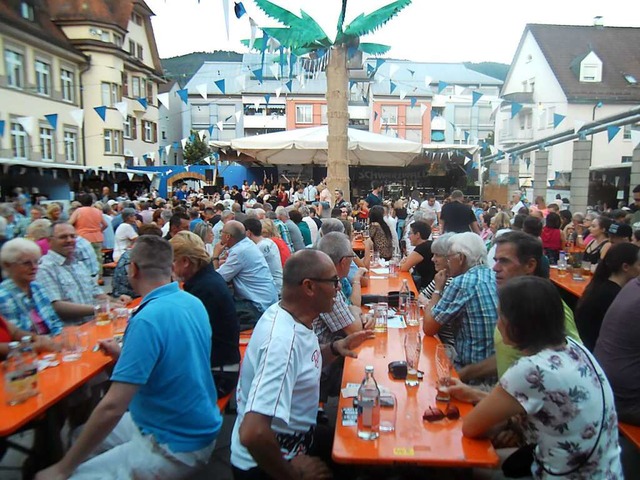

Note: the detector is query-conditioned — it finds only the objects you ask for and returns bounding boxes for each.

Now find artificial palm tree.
[247,0,411,200]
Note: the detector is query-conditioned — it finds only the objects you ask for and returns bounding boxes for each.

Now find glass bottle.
[357,366,380,440]
[557,251,567,278]
[20,336,39,398]
[398,279,411,314]
[4,342,29,405]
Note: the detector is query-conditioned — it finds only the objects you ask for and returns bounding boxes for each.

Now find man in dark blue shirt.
[364,181,383,208]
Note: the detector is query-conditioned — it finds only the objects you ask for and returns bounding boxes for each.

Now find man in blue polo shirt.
[36,236,221,480]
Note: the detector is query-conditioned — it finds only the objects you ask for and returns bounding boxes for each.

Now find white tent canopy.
[229,126,422,166]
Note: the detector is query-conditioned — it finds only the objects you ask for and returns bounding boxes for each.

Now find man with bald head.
[214,220,277,329]
[231,249,373,480]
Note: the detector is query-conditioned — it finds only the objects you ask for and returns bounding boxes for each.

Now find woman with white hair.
[422,232,498,380]
[0,238,63,336]
[26,218,52,255]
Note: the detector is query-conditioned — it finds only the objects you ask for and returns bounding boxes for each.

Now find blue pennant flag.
[264,94,271,105]
[208,125,214,136]
[437,81,448,93]
[464,131,470,142]
[511,102,523,118]
[374,111,379,121]
[0,120,4,137]
[407,69,415,77]
[525,158,531,170]
[349,80,356,90]
[94,106,107,121]
[367,64,375,77]
[549,180,555,187]
[172,141,180,149]
[234,1,246,18]
[215,79,225,94]
[390,81,397,94]
[553,113,565,129]
[510,152,517,164]
[472,91,483,107]
[189,133,196,143]
[288,53,296,79]
[430,110,438,120]
[375,59,386,70]
[252,68,263,84]
[607,125,621,143]
[177,88,189,105]
[410,97,417,108]
[362,95,369,106]
[285,79,293,92]
[45,114,58,129]
[137,97,148,109]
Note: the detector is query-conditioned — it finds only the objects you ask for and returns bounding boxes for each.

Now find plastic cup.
[374,302,388,333]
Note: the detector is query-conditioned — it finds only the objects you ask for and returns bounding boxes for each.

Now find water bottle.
[557,251,567,278]
[398,279,411,315]
[20,336,39,398]
[390,252,401,278]
[357,366,380,440]
[4,342,29,405]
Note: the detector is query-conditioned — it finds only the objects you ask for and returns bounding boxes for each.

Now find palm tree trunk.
[326,44,350,202]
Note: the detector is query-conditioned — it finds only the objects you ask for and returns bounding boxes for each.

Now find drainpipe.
[78,56,92,167]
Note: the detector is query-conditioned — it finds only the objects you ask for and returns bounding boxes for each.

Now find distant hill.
[161,51,243,85]
[464,62,510,81]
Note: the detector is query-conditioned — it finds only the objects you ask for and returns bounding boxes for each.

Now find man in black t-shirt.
[440,190,480,234]
[364,181,383,208]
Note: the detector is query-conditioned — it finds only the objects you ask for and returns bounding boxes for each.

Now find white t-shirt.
[511,200,525,215]
[302,216,319,244]
[231,304,321,471]
[257,238,283,294]
[113,223,138,262]
[420,200,442,224]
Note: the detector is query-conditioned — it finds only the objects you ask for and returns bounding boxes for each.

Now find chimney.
[593,16,604,28]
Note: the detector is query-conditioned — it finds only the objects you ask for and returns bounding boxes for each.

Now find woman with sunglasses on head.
[450,276,623,478]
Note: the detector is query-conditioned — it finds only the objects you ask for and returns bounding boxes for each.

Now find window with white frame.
[5,49,24,88]
[546,106,556,128]
[64,130,77,163]
[40,126,54,161]
[218,104,236,125]
[405,106,422,125]
[101,82,119,107]
[129,40,135,55]
[113,33,123,47]
[131,77,140,98]
[20,2,34,20]
[146,80,153,103]
[454,106,471,125]
[136,44,143,61]
[142,121,156,142]
[104,129,122,154]
[123,115,132,139]
[11,122,28,159]
[623,124,632,140]
[405,129,422,143]
[381,105,398,125]
[61,68,74,102]
[580,64,602,82]
[296,104,313,124]
[35,60,51,95]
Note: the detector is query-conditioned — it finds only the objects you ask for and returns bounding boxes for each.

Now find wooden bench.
[619,422,640,450]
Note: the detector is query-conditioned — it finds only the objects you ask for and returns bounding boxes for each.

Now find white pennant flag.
[114,101,128,118]
[249,17,258,50]
[253,101,260,110]
[157,92,170,109]
[574,120,586,133]
[275,87,282,98]
[203,156,211,165]
[165,145,172,156]
[149,151,156,160]
[388,64,399,79]
[146,173,154,181]
[454,85,465,95]
[376,74,386,84]
[133,157,139,166]
[234,110,242,122]
[216,120,224,131]
[185,165,190,172]
[420,104,428,117]
[196,83,207,100]
[70,109,84,128]
[181,138,188,149]
[17,116,35,136]
[127,172,135,181]
[424,76,432,88]
[490,99,502,113]
[199,129,207,140]
[630,129,640,147]
[269,64,280,80]
[399,90,407,100]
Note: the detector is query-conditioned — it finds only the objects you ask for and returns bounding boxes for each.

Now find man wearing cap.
[608,222,633,245]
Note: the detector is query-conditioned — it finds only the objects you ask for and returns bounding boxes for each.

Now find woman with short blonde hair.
[170,231,211,272]
[261,218,290,267]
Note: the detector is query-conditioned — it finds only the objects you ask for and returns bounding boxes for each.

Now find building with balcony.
[495,22,640,196]
[0,0,165,169]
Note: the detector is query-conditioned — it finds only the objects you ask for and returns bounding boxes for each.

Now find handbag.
[502,340,606,478]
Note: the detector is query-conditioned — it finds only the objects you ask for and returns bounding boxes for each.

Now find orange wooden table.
[548,268,590,298]
[352,238,365,252]
[0,324,113,436]
[362,271,418,296]
[332,327,499,467]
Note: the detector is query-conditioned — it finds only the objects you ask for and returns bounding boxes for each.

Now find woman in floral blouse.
[451,276,623,478]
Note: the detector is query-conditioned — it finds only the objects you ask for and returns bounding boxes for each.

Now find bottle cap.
[365,365,374,373]
[8,341,20,349]
[21,336,33,343]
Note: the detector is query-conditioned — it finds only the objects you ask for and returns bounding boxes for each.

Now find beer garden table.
[332,270,499,468]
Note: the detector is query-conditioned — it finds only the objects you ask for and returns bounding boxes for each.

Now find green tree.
[247,0,411,200]
[183,130,210,165]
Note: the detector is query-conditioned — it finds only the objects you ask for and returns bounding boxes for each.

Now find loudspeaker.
[205,169,214,181]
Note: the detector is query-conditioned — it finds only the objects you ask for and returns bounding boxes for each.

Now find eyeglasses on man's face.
[301,275,341,289]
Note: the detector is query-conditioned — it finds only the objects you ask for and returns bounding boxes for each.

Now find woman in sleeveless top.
[583,216,612,265]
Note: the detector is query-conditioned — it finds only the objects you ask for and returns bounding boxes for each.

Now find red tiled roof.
[47,0,133,30]
[528,24,640,103]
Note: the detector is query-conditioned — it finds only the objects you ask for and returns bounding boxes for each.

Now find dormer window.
[579,52,602,83]
[20,2,34,20]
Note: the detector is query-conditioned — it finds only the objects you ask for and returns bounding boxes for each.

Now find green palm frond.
[261,27,331,50]
[253,0,301,26]
[343,0,412,38]
[358,42,391,55]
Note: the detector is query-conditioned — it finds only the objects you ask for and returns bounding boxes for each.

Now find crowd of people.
[0,180,639,479]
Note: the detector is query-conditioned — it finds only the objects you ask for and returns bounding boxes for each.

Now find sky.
[146,0,640,65]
